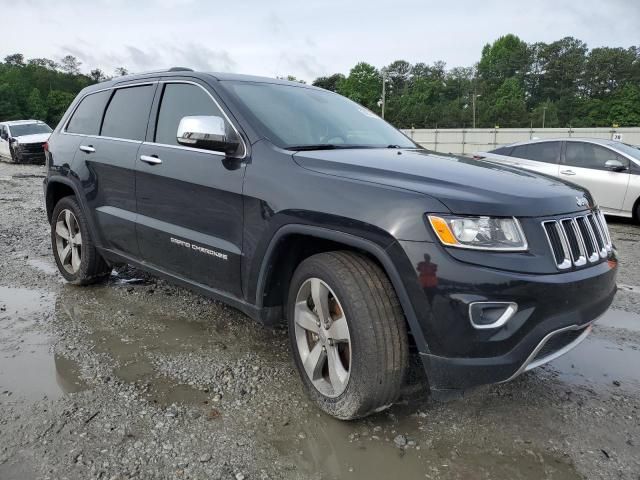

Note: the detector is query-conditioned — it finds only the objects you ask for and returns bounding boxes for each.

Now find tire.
[287,251,409,419]
[50,196,111,285]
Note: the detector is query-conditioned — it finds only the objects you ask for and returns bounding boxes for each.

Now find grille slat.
[542,209,611,270]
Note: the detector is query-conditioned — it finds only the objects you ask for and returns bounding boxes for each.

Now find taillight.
[472,155,485,160]
[43,141,49,152]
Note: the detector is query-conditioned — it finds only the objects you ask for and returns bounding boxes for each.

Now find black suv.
[44,69,617,419]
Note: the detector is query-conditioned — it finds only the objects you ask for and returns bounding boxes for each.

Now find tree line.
[313,34,640,129]
[1,34,639,130]
[0,53,127,127]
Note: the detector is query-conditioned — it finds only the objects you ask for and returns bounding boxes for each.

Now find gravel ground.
[0,162,639,480]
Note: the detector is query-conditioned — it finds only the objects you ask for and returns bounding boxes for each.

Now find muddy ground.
[0,162,639,480]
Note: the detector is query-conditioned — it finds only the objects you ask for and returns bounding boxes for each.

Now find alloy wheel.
[55,209,82,274]
[294,277,352,398]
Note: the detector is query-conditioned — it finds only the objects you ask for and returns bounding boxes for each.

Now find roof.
[87,69,319,93]
[1,119,46,126]
[496,137,627,149]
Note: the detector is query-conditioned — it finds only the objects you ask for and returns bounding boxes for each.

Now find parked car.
[43,69,617,419]
[0,120,52,164]
[475,138,640,221]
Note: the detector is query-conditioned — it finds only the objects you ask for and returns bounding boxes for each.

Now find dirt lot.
[1,162,639,480]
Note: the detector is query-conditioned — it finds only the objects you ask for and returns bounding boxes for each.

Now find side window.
[523,141,561,163]
[155,83,226,147]
[101,85,156,141]
[66,90,111,135]
[565,143,629,170]
[490,146,513,155]
[511,145,528,159]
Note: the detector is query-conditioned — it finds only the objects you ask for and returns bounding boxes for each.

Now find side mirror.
[177,115,239,155]
[604,159,626,172]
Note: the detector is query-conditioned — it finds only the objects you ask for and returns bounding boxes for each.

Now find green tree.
[312,73,345,92]
[486,78,528,127]
[608,84,640,126]
[45,90,75,126]
[26,88,47,120]
[60,55,82,75]
[337,62,381,112]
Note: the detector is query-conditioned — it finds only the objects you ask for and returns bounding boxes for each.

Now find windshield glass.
[611,142,640,161]
[9,123,52,137]
[221,81,416,150]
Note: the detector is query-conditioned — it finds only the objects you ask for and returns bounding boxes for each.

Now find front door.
[560,141,630,212]
[135,81,246,298]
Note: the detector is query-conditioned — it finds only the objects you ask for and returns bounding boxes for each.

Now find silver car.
[476,138,640,221]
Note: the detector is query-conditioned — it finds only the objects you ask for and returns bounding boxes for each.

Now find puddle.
[546,335,640,392]
[272,405,580,480]
[0,286,88,401]
[26,258,59,276]
[597,308,640,332]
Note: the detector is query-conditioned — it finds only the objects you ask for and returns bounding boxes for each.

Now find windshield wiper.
[285,144,374,151]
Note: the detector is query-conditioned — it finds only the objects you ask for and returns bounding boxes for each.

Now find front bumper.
[13,143,46,164]
[394,240,617,392]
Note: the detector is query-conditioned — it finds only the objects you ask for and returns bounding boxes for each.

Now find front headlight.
[427,215,528,251]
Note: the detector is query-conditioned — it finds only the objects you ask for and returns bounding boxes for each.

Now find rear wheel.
[288,251,408,419]
[51,196,111,284]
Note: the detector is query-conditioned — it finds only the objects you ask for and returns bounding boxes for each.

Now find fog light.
[469,302,518,329]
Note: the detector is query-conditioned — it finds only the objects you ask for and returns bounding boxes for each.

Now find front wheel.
[288,251,409,419]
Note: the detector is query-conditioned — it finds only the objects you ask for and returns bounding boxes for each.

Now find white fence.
[402,128,640,155]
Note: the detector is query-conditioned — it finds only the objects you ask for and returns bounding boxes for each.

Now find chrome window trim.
[152,80,247,160]
[60,80,247,159]
[62,81,158,137]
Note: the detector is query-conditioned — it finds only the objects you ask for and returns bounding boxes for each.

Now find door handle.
[140,155,162,165]
[560,169,576,176]
[79,145,95,153]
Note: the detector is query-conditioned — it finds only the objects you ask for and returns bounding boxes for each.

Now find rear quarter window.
[66,90,111,135]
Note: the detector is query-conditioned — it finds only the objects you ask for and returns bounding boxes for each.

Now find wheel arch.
[255,224,430,354]
[45,177,103,249]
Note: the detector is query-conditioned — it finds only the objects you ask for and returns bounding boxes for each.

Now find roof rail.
[168,67,194,72]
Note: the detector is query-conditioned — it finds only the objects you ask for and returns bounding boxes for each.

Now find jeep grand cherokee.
[43,68,617,419]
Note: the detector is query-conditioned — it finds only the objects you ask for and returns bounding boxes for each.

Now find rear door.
[135,80,246,298]
[508,141,561,177]
[71,83,157,258]
[560,141,630,212]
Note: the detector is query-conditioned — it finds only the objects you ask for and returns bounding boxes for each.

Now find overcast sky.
[5,0,640,82]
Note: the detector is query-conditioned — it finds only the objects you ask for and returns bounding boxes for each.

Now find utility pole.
[542,105,547,128]
[472,92,481,128]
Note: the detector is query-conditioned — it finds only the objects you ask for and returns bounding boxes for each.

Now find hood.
[293,148,593,217]
[13,133,51,144]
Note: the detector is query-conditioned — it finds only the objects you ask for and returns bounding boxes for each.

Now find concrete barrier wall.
[401,128,640,155]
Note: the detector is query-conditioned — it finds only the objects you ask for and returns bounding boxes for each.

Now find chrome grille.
[542,209,611,270]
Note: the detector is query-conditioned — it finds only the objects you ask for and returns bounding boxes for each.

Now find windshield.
[221,81,416,150]
[9,123,52,137]
[611,142,640,161]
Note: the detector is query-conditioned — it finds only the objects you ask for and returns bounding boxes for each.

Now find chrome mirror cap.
[177,115,239,154]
